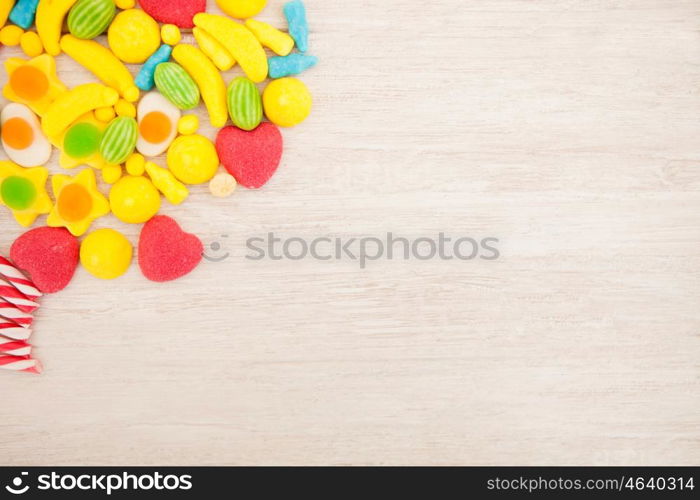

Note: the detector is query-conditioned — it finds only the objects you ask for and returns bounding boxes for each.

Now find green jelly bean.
[227,77,262,132]
[1,176,36,210]
[154,62,200,110]
[64,122,102,159]
[99,116,137,165]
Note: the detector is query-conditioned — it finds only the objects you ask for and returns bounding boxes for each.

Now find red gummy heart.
[138,216,203,282]
[137,0,205,28]
[216,123,283,189]
[10,227,79,294]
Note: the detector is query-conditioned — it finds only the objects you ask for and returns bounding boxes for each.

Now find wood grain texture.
[1,0,699,465]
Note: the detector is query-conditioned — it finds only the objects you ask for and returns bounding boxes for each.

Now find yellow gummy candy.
[95,106,116,122]
[125,153,145,176]
[145,161,189,205]
[108,9,160,64]
[245,19,293,57]
[102,165,123,184]
[177,115,199,135]
[36,0,77,56]
[114,0,134,8]
[192,27,235,72]
[0,0,13,29]
[42,83,119,137]
[20,32,43,58]
[216,0,267,19]
[171,44,228,128]
[115,98,136,118]
[0,25,23,46]
[193,13,268,83]
[61,35,140,103]
[161,24,181,45]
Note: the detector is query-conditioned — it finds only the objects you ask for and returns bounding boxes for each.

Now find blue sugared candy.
[283,0,308,53]
[268,53,317,79]
[9,0,40,29]
[135,44,172,91]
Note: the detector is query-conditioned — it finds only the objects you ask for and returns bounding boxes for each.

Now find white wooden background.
[0,0,699,465]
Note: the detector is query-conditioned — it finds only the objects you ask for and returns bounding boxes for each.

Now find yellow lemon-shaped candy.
[216,0,267,19]
[80,228,133,280]
[263,77,312,127]
[109,175,161,223]
[166,134,218,185]
[108,9,160,64]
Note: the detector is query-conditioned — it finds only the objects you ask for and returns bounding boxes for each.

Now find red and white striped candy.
[0,299,32,327]
[0,338,31,356]
[0,320,31,340]
[0,355,42,374]
[0,276,38,313]
[0,256,42,301]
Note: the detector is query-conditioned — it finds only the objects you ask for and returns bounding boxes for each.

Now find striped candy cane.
[0,299,33,327]
[0,276,38,313]
[0,338,31,356]
[0,355,42,374]
[0,256,42,301]
[0,320,31,340]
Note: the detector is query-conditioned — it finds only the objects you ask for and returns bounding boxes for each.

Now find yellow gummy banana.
[36,0,77,56]
[193,13,268,83]
[145,161,189,205]
[42,83,119,137]
[0,0,14,29]
[60,35,140,102]
[192,27,235,72]
[245,19,294,57]
[172,44,228,128]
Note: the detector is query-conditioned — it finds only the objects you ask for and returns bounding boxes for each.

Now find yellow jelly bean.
[42,83,119,137]
[216,0,267,19]
[95,106,116,123]
[61,35,140,102]
[125,153,145,176]
[161,24,181,45]
[145,161,189,205]
[0,0,13,29]
[177,115,199,135]
[171,44,228,128]
[192,27,235,72]
[166,135,218,185]
[245,19,294,57]
[209,171,237,198]
[102,164,123,184]
[114,0,135,8]
[193,13,268,83]
[115,98,136,118]
[108,9,160,64]
[262,77,312,127]
[20,32,43,58]
[0,25,24,46]
[80,228,133,280]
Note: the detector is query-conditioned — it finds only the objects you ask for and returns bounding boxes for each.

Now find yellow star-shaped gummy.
[47,168,110,236]
[3,54,67,117]
[0,161,53,227]
[48,112,114,170]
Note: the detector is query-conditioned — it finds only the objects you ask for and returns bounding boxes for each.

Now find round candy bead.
[161,24,181,45]
[262,77,312,127]
[109,175,161,224]
[108,9,160,64]
[80,228,133,280]
[0,25,24,46]
[20,31,43,57]
[176,115,199,135]
[166,134,218,185]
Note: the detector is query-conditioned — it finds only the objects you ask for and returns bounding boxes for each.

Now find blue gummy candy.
[9,0,39,29]
[269,54,318,79]
[283,0,309,53]
[135,45,172,91]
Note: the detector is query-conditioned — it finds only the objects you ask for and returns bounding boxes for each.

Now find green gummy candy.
[1,176,36,210]
[227,77,262,131]
[154,62,200,110]
[68,0,116,40]
[64,122,102,159]
[99,116,137,165]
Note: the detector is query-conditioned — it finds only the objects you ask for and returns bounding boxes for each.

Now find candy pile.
[0,255,42,374]
[0,0,317,374]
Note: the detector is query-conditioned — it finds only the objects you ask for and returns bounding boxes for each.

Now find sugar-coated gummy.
[283,0,308,53]
[154,62,200,110]
[138,0,205,29]
[9,0,39,30]
[67,0,116,40]
[245,18,294,56]
[99,116,137,165]
[138,215,203,282]
[135,44,172,91]
[268,54,317,79]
